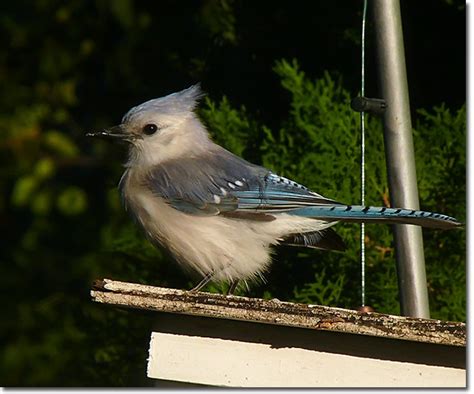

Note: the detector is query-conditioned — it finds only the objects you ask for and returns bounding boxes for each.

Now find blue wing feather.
[144,146,339,216]
[143,147,461,229]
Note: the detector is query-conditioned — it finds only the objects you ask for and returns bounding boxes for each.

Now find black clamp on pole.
[351,96,387,116]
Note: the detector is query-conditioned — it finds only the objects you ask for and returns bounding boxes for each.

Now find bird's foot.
[190,271,214,292]
[226,280,240,295]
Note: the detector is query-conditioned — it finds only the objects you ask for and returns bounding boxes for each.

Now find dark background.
[0,0,465,386]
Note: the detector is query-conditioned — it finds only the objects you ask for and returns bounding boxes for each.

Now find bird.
[87,84,461,294]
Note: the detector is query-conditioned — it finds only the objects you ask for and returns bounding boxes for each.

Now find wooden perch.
[91,278,465,347]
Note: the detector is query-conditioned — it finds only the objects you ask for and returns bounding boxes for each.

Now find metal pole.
[371,0,430,318]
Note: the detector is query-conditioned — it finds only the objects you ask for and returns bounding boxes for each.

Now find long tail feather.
[287,205,461,230]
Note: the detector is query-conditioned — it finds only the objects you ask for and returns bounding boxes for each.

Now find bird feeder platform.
[91,278,466,387]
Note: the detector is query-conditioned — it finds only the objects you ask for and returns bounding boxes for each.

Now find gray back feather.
[144,146,269,215]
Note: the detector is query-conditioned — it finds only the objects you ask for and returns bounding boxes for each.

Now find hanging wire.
[360,0,368,307]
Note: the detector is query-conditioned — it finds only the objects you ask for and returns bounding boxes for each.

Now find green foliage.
[413,105,466,320]
[44,131,80,158]
[200,96,251,156]
[199,0,237,45]
[57,186,88,216]
[293,269,345,306]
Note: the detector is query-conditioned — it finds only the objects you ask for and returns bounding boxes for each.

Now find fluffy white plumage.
[121,165,332,283]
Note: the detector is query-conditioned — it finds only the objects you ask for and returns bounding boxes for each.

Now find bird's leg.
[226,280,240,295]
[191,260,236,293]
[190,271,215,292]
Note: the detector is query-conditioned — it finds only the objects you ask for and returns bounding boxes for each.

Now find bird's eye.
[143,124,159,135]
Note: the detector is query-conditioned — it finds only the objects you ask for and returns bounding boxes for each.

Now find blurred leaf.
[12,175,39,207]
[199,0,237,45]
[109,0,134,28]
[43,131,79,158]
[56,187,87,215]
[31,190,53,215]
[34,158,56,180]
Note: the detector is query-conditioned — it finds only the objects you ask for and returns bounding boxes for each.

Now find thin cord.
[360,0,368,307]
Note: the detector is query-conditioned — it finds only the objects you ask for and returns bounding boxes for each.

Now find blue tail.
[287,205,461,230]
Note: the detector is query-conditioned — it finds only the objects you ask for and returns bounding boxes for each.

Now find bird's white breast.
[120,168,331,283]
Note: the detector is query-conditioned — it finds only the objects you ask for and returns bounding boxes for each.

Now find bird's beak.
[86,125,134,142]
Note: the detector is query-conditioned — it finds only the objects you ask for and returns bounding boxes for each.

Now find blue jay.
[88,85,460,293]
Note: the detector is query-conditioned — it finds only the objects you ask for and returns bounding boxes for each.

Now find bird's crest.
[122,84,205,123]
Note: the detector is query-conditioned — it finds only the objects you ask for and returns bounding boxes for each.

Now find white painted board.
[147,332,466,388]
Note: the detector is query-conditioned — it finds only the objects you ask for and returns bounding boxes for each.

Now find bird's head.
[87,84,211,166]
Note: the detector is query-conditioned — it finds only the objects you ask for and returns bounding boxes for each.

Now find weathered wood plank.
[90,278,465,347]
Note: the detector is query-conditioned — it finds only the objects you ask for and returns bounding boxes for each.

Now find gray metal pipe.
[371,0,430,318]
